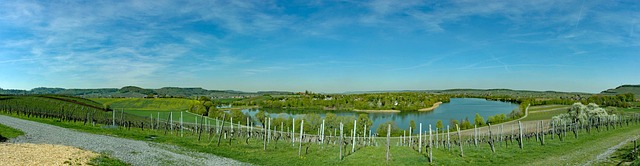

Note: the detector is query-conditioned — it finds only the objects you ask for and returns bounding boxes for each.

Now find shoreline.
[418,102,443,112]
[353,109,401,113]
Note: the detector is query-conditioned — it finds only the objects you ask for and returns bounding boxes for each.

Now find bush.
[0,134,7,142]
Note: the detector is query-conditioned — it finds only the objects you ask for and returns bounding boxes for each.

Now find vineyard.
[1,95,639,165]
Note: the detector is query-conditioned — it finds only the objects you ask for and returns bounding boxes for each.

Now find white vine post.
[419,123,422,153]
[352,120,357,153]
[403,130,405,146]
[429,124,433,163]
[112,109,116,126]
[157,112,160,130]
[292,118,295,146]
[322,119,326,144]
[263,117,267,150]
[298,120,304,156]
[340,122,344,160]
[149,114,153,129]
[436,128,439,149]
[369,129,372,146]
[474,124,478,146]
[363,125,367,147]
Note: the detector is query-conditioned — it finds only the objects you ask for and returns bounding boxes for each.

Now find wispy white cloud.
[0,0,296,87]
[213,55,252,65]
[0,57,47,64]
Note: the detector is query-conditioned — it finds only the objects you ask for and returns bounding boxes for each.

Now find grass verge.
[0,123,25,140]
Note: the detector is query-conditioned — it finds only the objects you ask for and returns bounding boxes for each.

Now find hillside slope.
[601,85,640,97]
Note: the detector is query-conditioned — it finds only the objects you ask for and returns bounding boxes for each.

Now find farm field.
[1,111,639,165]
[2,95,639,165]
[1,94,639,165]
[125,109,208,124]
[91,98,199,111]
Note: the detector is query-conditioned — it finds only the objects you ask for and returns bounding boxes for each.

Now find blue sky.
[0,0,638,93]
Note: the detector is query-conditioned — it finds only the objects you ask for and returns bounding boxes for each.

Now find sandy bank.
[418,102,443,112]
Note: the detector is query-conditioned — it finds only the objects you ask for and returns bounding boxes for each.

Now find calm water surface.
[239,98,518,133]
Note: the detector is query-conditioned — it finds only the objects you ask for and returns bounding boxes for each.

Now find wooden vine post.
[386,124,391,163]
[217,114,226,147]
[551,120,555,140]
[340,122,344,160]
[540,121,545,145]
[488,123,495,153]
[634,139,637,160]
[518,121,523,149]
[500,124,504,147]
[447,125,451,151]
[263,117,267,150]
[456,124,463,157]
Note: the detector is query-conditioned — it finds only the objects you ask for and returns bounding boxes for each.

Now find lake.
[239,98,519,133]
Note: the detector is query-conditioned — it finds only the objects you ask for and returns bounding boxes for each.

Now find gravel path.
[0,115,249,166]
[583,134,640,166]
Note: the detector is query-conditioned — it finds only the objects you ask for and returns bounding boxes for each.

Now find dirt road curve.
[0,115,249,166]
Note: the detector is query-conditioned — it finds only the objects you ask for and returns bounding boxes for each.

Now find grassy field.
[527,105,570,112]
[617,107,640,113]
[89,154,130,166]
[91,98,199,111]
[0,123,24,139]
[522,109,567,121]
[125,110,205,124]
[521,105,569,121]
[3,111,639,166]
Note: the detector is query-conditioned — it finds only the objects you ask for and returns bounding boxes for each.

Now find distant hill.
[601,85,640,97]
[345,88,592,99]
[0,86,294,98]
